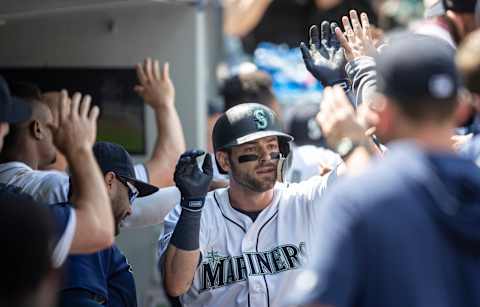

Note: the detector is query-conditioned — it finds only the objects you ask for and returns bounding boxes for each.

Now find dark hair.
[220,71,275,111]
[8,82,42,102]
[2,81,44,151]
[0,184,54,306]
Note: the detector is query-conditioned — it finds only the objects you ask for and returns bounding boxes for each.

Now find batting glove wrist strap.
[328,78,351,92]
[180,197,206,212]
[170,209,202,251]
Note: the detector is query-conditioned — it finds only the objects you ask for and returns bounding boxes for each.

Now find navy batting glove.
[300,22,350,91]
[174,150,213,212]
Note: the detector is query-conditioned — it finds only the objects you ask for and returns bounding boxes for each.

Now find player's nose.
[258,145,272,162]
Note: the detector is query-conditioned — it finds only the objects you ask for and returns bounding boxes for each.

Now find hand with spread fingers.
[134,58,175,109]
[316,86,367,151]
[300,21,348,88]
[335,10,378,62]
[174,150,213,212]
[50,90,99,157]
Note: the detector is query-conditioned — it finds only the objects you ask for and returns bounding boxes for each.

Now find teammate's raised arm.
[134,58,186,187]
[163,150,213,297]
[316,85,379,175]
[50,90,114,253]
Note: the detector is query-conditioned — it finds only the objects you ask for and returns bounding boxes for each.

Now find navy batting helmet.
[212,103,293,174]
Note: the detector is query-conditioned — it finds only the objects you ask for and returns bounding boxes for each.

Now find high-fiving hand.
[300,21,347,88]
[335,10,378,62]
[50,90,99,158]
[316,86,367,150]
[135,58,175,109]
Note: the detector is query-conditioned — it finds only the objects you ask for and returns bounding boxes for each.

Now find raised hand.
[174,150,213,212]
[134,58,175,109]
[316,86,367,150]
[50,90,99,157]
[335,10,378,62]
[300,21,347,88]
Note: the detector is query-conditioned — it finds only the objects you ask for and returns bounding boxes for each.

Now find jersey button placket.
[255,280,264,293]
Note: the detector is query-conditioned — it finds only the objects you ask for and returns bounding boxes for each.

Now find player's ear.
[376,95,396,139]
[216,150,231,173]
[30,120,43,140]
[104,171,116,193]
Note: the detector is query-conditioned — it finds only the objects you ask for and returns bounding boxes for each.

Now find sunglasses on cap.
[115,174,139,204]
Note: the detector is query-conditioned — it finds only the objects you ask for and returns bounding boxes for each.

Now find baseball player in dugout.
[157,100,372,307]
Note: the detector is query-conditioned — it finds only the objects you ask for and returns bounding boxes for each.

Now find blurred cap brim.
[120,175,159,197]
[0,96,32,124]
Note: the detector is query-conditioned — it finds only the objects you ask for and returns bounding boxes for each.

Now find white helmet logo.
[429,74,454,99]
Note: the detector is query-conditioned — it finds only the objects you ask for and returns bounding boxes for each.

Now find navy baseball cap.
[93,142,158,197]
[426,0,478,18]
[0,75,32,124]
[375,32,459,103]
[284,103,325,147]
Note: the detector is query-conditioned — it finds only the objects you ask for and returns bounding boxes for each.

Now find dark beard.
[230,159,277,192]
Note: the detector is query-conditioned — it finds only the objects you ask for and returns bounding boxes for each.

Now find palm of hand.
[140,80,174,107]
[349,36,377,59]
[135,60,175,108]
[301,22,345,84]
[312,44,344,71]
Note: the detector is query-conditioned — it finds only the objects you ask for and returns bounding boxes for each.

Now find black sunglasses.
[115,174,139,204]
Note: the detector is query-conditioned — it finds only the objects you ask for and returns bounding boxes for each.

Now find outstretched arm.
[163,150,212,297]
[223,0,272,37]
[135,58,186,187]
[50,91,114,254]
[336,10,379,107]
[316,86,379,176]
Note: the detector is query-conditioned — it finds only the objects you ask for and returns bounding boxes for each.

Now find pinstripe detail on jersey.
[214,191,246,233]
[256,209,278,307]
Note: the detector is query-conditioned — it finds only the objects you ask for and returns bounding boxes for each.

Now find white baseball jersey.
[286,145,342,183]
[158,172,336,307]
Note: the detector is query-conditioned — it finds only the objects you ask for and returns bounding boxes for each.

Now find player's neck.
[393,121,456,153]
[228,184,274,212]
[0,142,39,170]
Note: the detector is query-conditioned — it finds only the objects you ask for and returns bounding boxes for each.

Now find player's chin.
[257,176,276,191]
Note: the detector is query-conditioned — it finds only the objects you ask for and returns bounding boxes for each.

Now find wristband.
[170,209,202,251]
[335,137,359,159]
[180,197,205,212]
[328,79,351,92]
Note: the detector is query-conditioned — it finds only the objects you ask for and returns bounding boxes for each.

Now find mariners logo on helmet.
[212,103,294,174]
[253,109,268,130]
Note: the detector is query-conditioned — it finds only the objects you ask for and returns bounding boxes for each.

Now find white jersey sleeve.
[284,169,337,224]
[0,162,69,204]
[121,163,180,228]
[134,163,149,182]
[123,187,181,228]
[157,204,182,257]
[286,146,342,183]
[49,204,77,268]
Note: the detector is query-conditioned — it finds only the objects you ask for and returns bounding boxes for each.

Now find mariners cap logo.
[253,109,268,130]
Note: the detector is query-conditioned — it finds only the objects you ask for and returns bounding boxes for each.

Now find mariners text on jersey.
[200,242,306,291]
